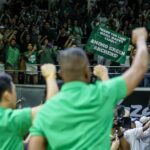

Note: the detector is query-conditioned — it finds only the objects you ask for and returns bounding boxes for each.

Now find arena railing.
[2,65,150,87]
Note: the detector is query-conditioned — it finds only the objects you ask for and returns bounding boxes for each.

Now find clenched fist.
[132,27,148,44]
[41,64,56,79]
[93,65,109,81]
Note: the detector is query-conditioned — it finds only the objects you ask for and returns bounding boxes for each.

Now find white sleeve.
[124,128,143,139]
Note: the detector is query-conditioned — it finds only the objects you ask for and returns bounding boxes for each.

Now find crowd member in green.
[24,43,39,84]
[29,28,148,150]
[5,38,20,83]
[39,38,56,64]
[72,20,83,46]
[0,64,58,150]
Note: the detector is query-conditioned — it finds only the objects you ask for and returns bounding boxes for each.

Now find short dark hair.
[57,48,90,81]
[0,73,12,101]
[58,47,89,71]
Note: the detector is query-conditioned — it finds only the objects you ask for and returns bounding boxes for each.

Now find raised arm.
[142,120,150,132]
[93,65,109,81]
[29,64,59,150]
[41,64,59,100]
[31,64,59,120]
[122,28,148,95]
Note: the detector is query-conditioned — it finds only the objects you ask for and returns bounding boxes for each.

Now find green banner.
[86,26,130,64]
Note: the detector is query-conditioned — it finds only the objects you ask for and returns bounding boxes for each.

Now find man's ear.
[1,91,11,103]
[84,66,91,82]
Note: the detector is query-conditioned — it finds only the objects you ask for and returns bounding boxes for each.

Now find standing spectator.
[72,20,83,46]
[29,28,149,150]
[20,29,31,53]
[56,27,69,49]
[41,22,56,42]
[5,38,20,83]
[24,43,38,84]
[30,25,39,46]
[39,38,56,64]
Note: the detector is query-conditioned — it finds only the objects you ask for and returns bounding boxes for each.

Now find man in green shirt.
[6,38,20,83]
[0,64,58,150]
[29,28,149,150]
[39,38,56,64]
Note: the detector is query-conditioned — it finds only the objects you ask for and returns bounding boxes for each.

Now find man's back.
[0,107,32,150]
[31,77,127,150]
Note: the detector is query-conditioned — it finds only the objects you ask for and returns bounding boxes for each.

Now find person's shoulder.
[10,108,31,117]
[1,108,13,116]
[45,93,63,105]
[0,108,19,123]
[89,80,102,88]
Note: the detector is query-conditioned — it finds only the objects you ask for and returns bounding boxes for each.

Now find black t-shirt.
[56,34,68,49]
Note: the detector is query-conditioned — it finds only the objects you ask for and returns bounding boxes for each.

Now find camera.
[113,105,131,129]
[113,117,131,129]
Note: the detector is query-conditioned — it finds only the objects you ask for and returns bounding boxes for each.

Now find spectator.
[5,38,20,83]
[0,0,149,85]
[125,120,150,150]
[41,22,56,42]
[24,43,38,84]
[39,38,56,64]
[56,27,69,49]
[72,20,83,46]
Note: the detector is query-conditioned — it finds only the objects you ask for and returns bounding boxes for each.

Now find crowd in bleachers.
[0,1,150,150]
[0,0,150,84]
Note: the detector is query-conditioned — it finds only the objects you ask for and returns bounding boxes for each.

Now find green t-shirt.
[24,51,37,64]
[40,47,55,64]
[6,46,20,69]
[30,77,127,150]
[0,107,32,150]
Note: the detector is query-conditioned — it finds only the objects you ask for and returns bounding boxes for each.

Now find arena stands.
[0,0,150,86]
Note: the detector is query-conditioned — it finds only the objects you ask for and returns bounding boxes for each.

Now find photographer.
[124,118,150,150]
[139,116,150,150]
[112,106,131,150]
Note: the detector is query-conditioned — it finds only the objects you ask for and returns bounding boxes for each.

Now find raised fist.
[41,64,56,79]
[93,65,109,80]
[132,27,148,44]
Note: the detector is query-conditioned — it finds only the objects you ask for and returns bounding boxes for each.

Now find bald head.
[58,48,90,82]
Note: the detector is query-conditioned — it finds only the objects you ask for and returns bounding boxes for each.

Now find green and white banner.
[86,26,130,64]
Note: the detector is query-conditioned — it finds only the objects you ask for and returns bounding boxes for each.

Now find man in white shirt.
[124,120,150,150]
